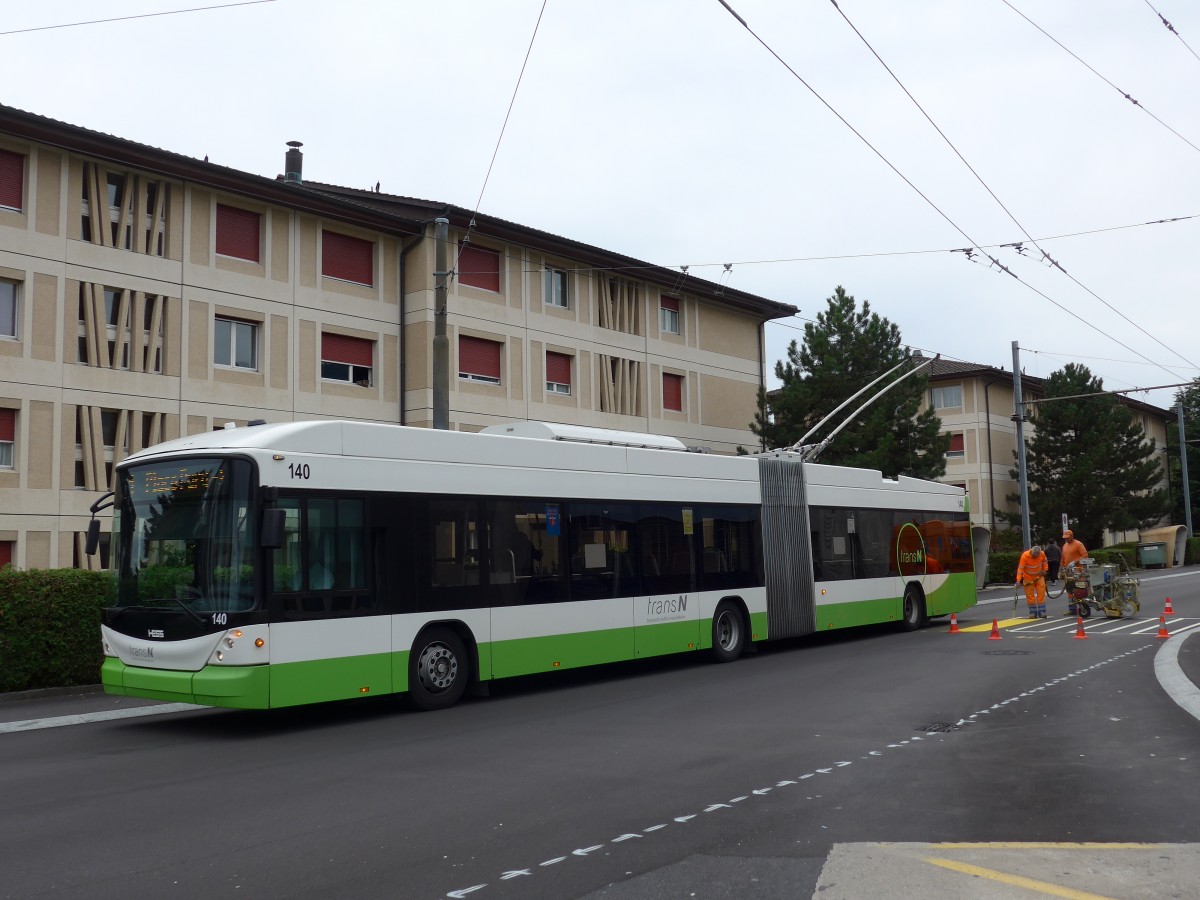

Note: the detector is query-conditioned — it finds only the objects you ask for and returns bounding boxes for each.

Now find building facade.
[925,357,1172,545]
[0,105,795,570]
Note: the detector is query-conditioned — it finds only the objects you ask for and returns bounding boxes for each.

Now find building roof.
[923,353,1171,418]
[0,102,796,323]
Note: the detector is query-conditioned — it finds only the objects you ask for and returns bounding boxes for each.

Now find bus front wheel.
[901,586,927,631]
[711,602,746,663]
[409,626,469,711]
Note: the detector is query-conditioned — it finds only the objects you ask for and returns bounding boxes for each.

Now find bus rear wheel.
[901,586,926,632]
[409,626,469,711]
[711,601,746,663]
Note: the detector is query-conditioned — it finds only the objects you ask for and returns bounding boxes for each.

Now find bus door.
[635,505,699,659]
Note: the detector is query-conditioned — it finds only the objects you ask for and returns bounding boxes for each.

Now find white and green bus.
[96,420,976,711]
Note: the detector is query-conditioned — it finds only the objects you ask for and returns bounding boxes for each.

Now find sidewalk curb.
[0,684,103,705]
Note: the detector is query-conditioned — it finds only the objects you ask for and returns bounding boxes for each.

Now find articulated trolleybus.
[97,420,976,711]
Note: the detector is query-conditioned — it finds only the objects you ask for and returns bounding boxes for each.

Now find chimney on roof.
[284,141,303,184]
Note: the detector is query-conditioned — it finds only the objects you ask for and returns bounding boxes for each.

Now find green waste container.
[1138,542,1166,568]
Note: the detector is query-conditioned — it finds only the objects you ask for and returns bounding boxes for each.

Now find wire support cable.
[1003,0,1200,155]
[715,0,1182,382]
[1141,0,1200,64]
[829,0,1199,373]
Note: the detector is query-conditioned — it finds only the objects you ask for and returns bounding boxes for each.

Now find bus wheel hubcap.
[717,613,738,650]
[419,644,457,691]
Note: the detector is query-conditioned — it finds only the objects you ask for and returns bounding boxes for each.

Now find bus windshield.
[112,457,257,613]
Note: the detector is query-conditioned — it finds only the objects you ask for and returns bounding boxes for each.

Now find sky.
[5,0,1198,410]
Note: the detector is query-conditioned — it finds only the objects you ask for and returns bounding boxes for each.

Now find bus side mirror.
[261,508,285,550]
[84,519,101,556]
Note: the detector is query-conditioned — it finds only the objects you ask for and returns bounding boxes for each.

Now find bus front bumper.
[101,658,270,709]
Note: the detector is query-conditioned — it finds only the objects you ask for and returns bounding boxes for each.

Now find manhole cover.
[918,722,959,733]
[983,649,1034,656]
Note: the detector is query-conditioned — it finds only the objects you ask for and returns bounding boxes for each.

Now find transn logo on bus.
[129,645,154,659]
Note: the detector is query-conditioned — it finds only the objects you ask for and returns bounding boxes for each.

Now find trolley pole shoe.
[1158,615,1171,639]
[988,619,1002,640]
[948,613,960,634]
[1073,617,1088,640]
[1164,596,1175,615]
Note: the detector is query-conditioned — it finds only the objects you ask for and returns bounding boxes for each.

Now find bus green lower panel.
[635,619,702,660]
[100,658,128,696]
[268,652,392,708]
[749,611,768,641]
[193,666,270,709]
[491,626,636,679]
[817,597,901,629]
[925,575,977,616]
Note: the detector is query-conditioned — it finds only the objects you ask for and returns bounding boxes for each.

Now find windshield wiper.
[172,596,207,626]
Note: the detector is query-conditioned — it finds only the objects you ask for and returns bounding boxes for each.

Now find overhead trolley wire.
[714,1,1181,382]
[1002,0,1200,155]
[1140,0,1200,64]
[0,0,277,36]
[828,0,1199,374]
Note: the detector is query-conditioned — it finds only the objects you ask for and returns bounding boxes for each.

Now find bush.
[1186,537,1200,566]
[987,550,1021,586]
[0,568,112,693]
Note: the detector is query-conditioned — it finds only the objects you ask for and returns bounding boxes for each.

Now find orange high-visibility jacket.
[1061,539,1088,571]
[1016,549,1048,584]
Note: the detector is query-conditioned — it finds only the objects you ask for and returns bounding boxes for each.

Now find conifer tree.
[750,286,948,479]
[1008,363,1168,547]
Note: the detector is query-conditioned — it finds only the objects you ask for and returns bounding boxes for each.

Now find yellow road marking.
[933,843,1166,850]
[923,856,1119,899]
[959,617,1030,632]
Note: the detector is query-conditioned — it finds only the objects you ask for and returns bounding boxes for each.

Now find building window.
[322,231,374,285]
[946,433,965,459]
[0,540,12,569]
[0,280,17,338]
[458,243,501,292]
[321,333,373,386]
[215,317,258,370]
[215,204,261,262]
[0,149,23,211]
[663,372,684,412]
[545,268,569,308]
[546,351,572,395]
[80,165,168,255]
[931,385,963,410]
[0,408,14,468]
[459,335,502,384]
[660,296,680,334]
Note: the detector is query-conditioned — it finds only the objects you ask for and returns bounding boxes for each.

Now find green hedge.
[0,568,112,693]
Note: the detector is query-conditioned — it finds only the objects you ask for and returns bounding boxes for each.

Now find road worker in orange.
[1060,529,1089,615]
[1016,544,1049,618]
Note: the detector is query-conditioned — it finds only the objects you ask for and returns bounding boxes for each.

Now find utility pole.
[1179,401,1193,536]
[432,217,449,430]
[1012,341,1031,549]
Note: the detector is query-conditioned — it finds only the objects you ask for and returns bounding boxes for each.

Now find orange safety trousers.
[1022,576,1046,607]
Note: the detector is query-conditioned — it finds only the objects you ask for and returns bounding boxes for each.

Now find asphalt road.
[3,569,1200,899]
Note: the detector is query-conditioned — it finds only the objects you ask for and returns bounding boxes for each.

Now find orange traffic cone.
[948,613,960,634]
[1157,615,1171,639]
[988,618,1002,640]
[1073,616,1088,640]
[1164,597,1175,615]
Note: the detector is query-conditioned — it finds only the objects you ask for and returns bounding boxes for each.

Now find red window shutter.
[660,296,679,312]
[459,336,502,379]
[0,149,23,210]
[458,243,500,292]
[216,204,261,261]
[948,433,965,453]
[321,333,373,366]
[0,408,14,442]
[322,231,374,285]
[546,351,571,385]
[0,541,11,568]
[663,373,683,411]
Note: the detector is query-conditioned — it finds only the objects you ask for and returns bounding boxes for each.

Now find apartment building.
[0,105,795,570]
[925,357,1171,544]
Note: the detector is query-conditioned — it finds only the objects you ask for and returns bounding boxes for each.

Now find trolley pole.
[1013,341,1031,549]
[1179,401,1193,536]
[432,217,449,431]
